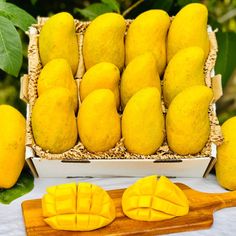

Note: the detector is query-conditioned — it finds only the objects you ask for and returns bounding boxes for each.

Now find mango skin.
[163,47,205,107]
[166,85,213,155]
[32,87,78,154]
[167,3,209,62]
[80,62,120,108]
[0,105,26,189]
[216,117,236,190]
[78,89,121,153]
[122,175,189,221]
[122,87,164,155]
[125,10,170,75]
[83,13,126,71]
[121,52,161,108]
[38,58,78,112]
[42,182,116,231]
[39,12,79,75]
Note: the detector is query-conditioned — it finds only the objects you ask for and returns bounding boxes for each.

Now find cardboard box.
[21,20,223,178]
[25,143,217,178]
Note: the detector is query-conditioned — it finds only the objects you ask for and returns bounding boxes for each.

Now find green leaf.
[0,2,36,32]
[101,0,120,13]
[0,169,34,204]
[75,3,113,20]
[215,31,236,88]
[0,16,22,77]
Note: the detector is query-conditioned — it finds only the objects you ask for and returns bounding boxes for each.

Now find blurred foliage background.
[0,0,236,123]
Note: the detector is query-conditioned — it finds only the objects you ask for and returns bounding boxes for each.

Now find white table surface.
[0,174,235,236]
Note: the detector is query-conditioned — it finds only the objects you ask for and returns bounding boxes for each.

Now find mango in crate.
[78,89,121,153]
[216,117,236,190]
[83,13,126,71]
[37,58,78,112]
[42,182,116,231]
[163,47,205,107]
[32,87,78,154]
[122,87,164,155]
[122,175,189,221]
[121,52,161,108]
[166,85,213,155]
[0,105,26,189]
[80,62,120,108]
[39,12,79,75]
[125,10,170,75]
[167,3,209,62]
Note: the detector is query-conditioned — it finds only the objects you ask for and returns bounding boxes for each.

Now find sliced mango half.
[42,182,116,231]
[122,175,189,221]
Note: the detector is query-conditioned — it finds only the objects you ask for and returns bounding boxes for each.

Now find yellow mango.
[37,58,78,112]
[163,47,205,107]
[39,12,79,75]
[32,87,78,154]
[122,175,189,221]
[83,13,126,70]
[167,3,209,62]
[122,87,164,155]
[121,52,161,108]
[78,89,121,152]
[216,117,236,190]
[80,62,120,108]
[125,10,170,75]
[0,105,26,189]
[42,182,116,231]
[166,85,213,155]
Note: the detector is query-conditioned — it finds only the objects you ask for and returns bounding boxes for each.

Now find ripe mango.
[167,3,209,62]
[125,10,170,75]
[163,47,205,107]
[37,58,78,112]
[78,89,121,153]
[122,175,189,221]
[83,13,126,70]
[216,117,236,190]
[80,62,120,108]
[122,87,164,155]
[32,87,78,154]
[121,52,161,108]
[166,85,213,155]
[42,182,116,231]
[0,105,26,189]
[39,12,79,75]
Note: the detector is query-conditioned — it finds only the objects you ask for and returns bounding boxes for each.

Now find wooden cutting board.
[22,183,236,236]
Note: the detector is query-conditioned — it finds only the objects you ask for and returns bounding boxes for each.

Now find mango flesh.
[121,52,161,108]
[166,85,213,155]
[216,117,236,190]
[37,58,78,112]
[125,10,170,75]
[78,89,121,153]
[122,175,189,221]
[32,87,78,154]
[167,3,209,62]
[122,87,164,155]
[80,62,120,108]
[163,47,205,107]
[42,182,116,231]
[39,12,79,75]
[83,13,126,71]
[0,105,26,189]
